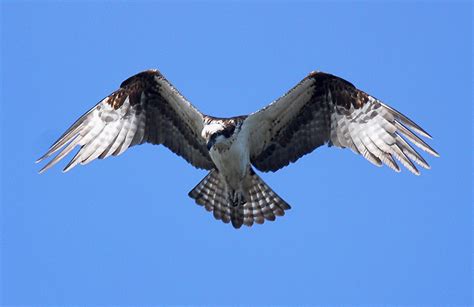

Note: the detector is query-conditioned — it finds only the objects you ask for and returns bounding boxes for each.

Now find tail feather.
[189,170,232,224]
[188,168,291,229]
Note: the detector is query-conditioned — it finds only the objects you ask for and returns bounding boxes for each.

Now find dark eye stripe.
[222,125,235,138]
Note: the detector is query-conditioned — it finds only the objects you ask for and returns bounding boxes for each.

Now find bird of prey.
[37,69,439,228]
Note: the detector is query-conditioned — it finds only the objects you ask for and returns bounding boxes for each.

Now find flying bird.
[37,70,439,228]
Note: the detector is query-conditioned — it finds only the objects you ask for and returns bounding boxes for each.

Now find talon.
[226,189,247,207]
[237,193,244,206]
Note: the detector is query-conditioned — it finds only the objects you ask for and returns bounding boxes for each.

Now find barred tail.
[188,168,291,229]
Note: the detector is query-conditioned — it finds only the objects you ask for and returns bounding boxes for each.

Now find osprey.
[37,70,438,228]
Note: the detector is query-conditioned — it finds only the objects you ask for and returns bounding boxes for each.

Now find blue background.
[1,2,472,306]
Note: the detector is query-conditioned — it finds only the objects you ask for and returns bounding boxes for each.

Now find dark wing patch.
[252,90,332,171]
[246,71,438,174]
[37,69,214,173]
[106,70,157,109]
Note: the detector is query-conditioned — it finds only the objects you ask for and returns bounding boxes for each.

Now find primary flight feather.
[37,69,439,228]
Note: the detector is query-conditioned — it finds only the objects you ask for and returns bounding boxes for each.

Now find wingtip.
[35,154,48,164]
[424,132,434,140]
[380,103,431,137]
[418,129,433,140]
[426,145,440,158]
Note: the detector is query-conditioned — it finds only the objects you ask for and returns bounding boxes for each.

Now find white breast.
[209,130,250,188]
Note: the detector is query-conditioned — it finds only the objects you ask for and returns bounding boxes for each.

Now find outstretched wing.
[245,71,439,174]
[37,69,214,173]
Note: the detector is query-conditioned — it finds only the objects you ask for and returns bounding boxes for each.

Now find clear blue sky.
[1,1,472,306]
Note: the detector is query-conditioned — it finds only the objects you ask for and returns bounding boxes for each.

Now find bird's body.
[205,118,246,185]
[37,69,439,228]
[203,116,250,205]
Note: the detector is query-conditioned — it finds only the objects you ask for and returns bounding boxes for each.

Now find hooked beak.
[206,139,216,151]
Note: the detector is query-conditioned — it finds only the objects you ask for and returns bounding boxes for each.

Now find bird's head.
[202,122,236,151]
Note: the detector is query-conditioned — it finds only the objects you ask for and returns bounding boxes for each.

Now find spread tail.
[188,168,291,229]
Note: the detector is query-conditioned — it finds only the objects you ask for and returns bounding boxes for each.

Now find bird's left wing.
[37,69,214,173]
[245,71,439,174]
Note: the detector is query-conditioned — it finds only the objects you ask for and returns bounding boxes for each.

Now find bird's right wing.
[37,70,215,173]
